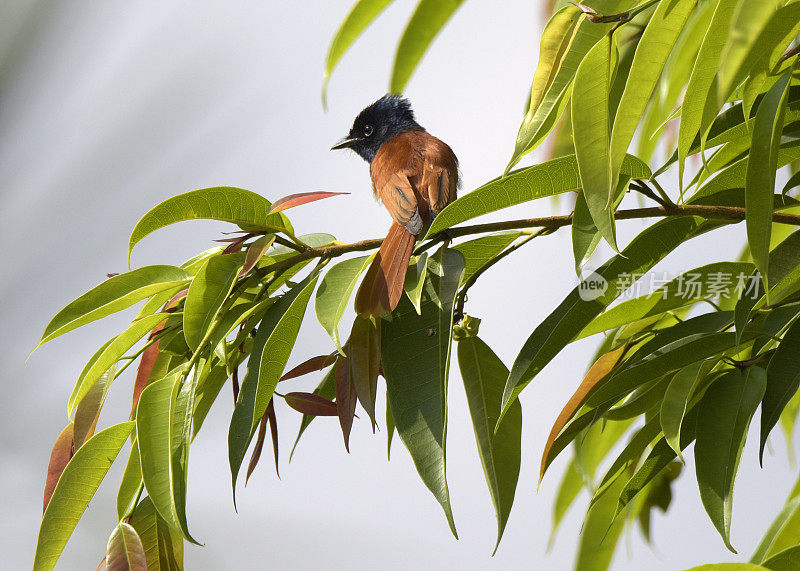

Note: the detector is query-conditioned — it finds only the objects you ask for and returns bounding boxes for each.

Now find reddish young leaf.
[280,353,337,382]
[267,399,279,477]
[335,355,357,453]
[43,423,74,513]
[246,410,268,485]
[222,234,249,254]
[232,365,240,403]
[239,234,276,277]
[284,392,338,416]
[267,191,349,214]
[348,316,381,430]
[129,290,186,419]
[540,342,631,482]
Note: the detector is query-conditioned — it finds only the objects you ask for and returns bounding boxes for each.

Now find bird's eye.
[363,124,374,137]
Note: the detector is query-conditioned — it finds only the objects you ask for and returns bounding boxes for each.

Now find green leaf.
[747,70,793,292]
[36,265,188,349]
[763,546,800,571]
[457,336,521,554]
[183,253,243,351]
[136,373,198,543]
[315,255,373,354]
[390,0,465,93]
[426,153,650,238]
[508,0,636,170]
[323,0,396,105]
[548,459,583,549]
[684,565,768,571]
[718,1,799,101]
[128,187,293,263]
[229,273,318,499]
[129,496,183,571]
[574,460,627,571]
[116,437,142,519]
[572,192,603,275]
[68,313,169,415]
[349,315,381,429]
[752,494,800,564]
[34,421,134,571]
[573,33,617,250]
[452,232,520,284]
[577,261,753,339]
[761,318,800,463]
[696,367,767,552]
[660,361,707,459]
[382,247,464,537]
[678,0,738,185]
[403,253,428,314]
[609,0,699,187]
[502,216,707,422]
[106,522,147,571]
[290,366,336,460]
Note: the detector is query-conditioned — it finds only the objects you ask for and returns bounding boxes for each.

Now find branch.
[256,204,800,276]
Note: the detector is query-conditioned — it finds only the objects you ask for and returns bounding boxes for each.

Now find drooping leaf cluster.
[31,0,800,569]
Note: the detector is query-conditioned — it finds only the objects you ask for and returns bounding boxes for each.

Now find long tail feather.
[355,222,416,316]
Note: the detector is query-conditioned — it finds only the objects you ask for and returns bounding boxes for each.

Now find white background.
[1,1,795,569]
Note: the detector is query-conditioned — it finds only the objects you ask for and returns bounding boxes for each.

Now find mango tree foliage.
[31,1,800,569]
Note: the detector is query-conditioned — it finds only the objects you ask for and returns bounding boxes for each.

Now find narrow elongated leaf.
[390,0,465,93]
[661,361,707,458]
[106,522,146,571]
[280,353,337,381]
[116,438,142,519]
[572,192,602,274]
[457,336,521,553]
[403,253,428,313]
[577,262,753,339]
[574,464,627,571]
[696,367,767,552]
[323,0,396,104]
[240,234,275,277]
[335,353,357,452]
[386,396,395,460]
[34,422,134,571]
[68,313,169,414]
[37,265,188,348]
[229,274,318,497]
[610,0,698,188]
[268,191,348,214]
[315,255,373,353]
[541,343,628,480]
[502,216,706,422]
[508,0,636,169]
[382,247,464,537]
[129,496,183,571]
[761,319,800,463]
[426,153,650,238]
[752,495,800,564]
[128,187,293,263]
[73,364,115,450]
[573,33,617,250]
[42,423,74,513]
[549,459,582,549]
[285,392,338,416]
[678,0,738,185]
[349,316,381,428]
[290,367,336,459]
[763,546,800,570]
[747,70,793,291]
[183,253,242,351]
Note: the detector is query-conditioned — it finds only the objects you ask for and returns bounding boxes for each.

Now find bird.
[332,94,458,316]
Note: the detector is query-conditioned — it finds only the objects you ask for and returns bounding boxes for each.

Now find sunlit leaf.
[183,253,243,351]
[42,423,74,513]
[73,364,115,450]
[268,191,349,214]
[390,0,465,93]
[574,462,627,571]
[128,187,294,263]
[315,254,373,354]
[452,232,520,284]
[240,234,275,277]
[403,253,428,314]
[34,422,134,571]
[36,265,188,349]
[128,496,183,571]
[660,361,708,459]
[696,367,767,552]
[116,438,142,520]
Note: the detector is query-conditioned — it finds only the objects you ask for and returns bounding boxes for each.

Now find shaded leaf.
[128,496,183,571]
[349,316,381,429]
[280,353,337,381]
[73,364,116,450]
[290,367,336,460]
[574,461,627,571]
[696,367,767,552]
[457,336,521,553]
[42,423,74,513]
[315,254,373,353]
[386,396,395,461]
[285,392,339,416]
[761,318,800,464]
[382,247,464,537]
[403,253,428,314]
[34,422,134,571]
[660,361,707,458]
[335,354,357,452]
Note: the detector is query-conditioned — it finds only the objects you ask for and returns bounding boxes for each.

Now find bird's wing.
[421,145,458,216]
[373,170,423,236]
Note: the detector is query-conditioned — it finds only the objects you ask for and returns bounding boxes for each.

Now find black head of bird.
[331,94,423,163]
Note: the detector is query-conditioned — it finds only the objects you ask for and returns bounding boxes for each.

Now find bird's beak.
[331,137,357,150]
